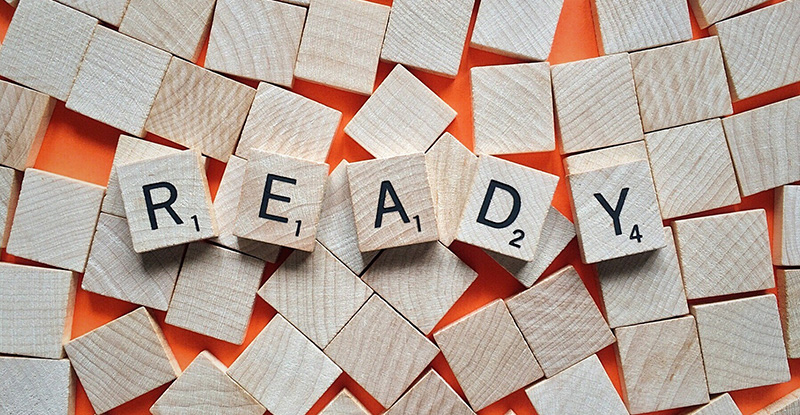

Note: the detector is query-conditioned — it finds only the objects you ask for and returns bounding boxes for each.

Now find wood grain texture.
[630,36,732,132]
[683,394,741,415]
[166,243,265,344]
[0,0,97,101]
[380,0,474,77]
[470,0,564,61]
[775,186,800,266]
[777,269,800,359]
[472,62,555,155]
[65,307,180,414]
[0,165,22,248]
[227,314,342,415]
[150,351,265,415]
[55,0,129,25]
[551,53,643,155]
[205,0,306,87]
[385,370,475,415]
[591,0,692,54]
[672,209,773,300]
[344,64,456,159]
[0,357,74,415]
[363,241,477,334]
[690,295,791,394]
[434,299,543,411]
[0,263,76,359]
[325,295,440,408]
[563,140,648,176]
[614,316,709,414]
[753,388,800,415]
[259,241,372,348]
[146,57,257,162]
[82,213,184,311]
[6,168,104,272]
[236,82,342,163]
[689,0,768,28]
[0,81,55,171]
[295,0,391,95]
[319,389,370,415]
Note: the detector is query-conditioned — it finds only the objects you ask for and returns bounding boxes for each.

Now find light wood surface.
[563,140,648,175]
[470,0,564,61]
[753,388,800,415]
[0,80,55,171]
[778,269,800,359]
[0,165,21,248]
[591,0,692,54]
[55,0,129,25]
[385,370,475,415]
[683,393,741,415]
[689,0,768,28]
[0,357,74,415]
[319,389,370,415]
[775,186,800,266]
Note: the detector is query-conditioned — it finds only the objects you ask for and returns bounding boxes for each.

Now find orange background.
[2,0,800,414]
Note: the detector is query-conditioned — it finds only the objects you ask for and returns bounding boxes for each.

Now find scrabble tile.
[348,154,438,251]
[119,0,215,61]
[6,169,104,272]
[470,0,565,61]
[166,243,265,344]
[55,0,129,25]
[259,241,372,348]
[456,155,559,261]
[689,0,768,28]
[506,265,614,377]
[118,150,217,253]
[363,242,477,334]
[591,0,692,54]
[294,0,391,95]
[210,155,281,263]
[66,27,171,137]
[563,140,648,175]
[206,0,306,87]
[0,81,56,170]
[234,150,328,251]
[630,37,733,132]
[65,307,180,414]
[778,269,800,359]
[325,295,439,408]
[710,1,800,101]
[672,209,773,300]
[684,394,741,415]
[551,53,643,154]
[434,299,543,411]
[471,62,555,155]
[645,119,740,219]
[146,57,257,162]
[83,213,184,311]
[385,370,474,415]
[0,357,74,415]
[236,82,341,163]
[0,166,22,248]
[753,388,800,415]
[319,389,370,415]
[228,314,342,415]
[0,263,76,359]
[0,0,98,101]
[691,295,790,393]
[723,96,800,197]
[775,186,800,266]
[151,351,265,415]
[344,65,456,159]
[614,316,709,414]
[380,0,474,77]
[526,354,628,415]
[597,227,688,328]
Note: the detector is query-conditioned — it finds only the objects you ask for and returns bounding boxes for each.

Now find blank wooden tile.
[344,65,456,159]
[380,0,474,77]
[0,263,76,359]
[778,269,800,359]
[753,388,800,415]
[470,0,564,61]
[630,37,733,132]
[672,209,773,300]
[119,0,215,61]
[0,81,55,171]
[434,299,543,411]
[151,351,265,415]
[0,357,74,415]
[55,0,129,25]
[6,169,104,272]
[691,295,790,394]
[506,265,614,377]
[0,166,22,248]
[83,213,184,311]
[710,1,800,101]
[685,394,741,415]
[551,53,643,155]
[385,370,475,415]
[456,155,559,261]
[166,243,265,344]
[472,62,555,155]
[206,0,306,87]
[645,119,740,219]
[259,241,372,348]
[0,0,98,101]
[295,0,391,95]
[348,153,438,251]
[563,140,648,175]
[689,0,768,28]
[775,186,800,266]
[228,314,342,415]
[591,0,692,54]
[118,150,217,253]
[615,316,709,414]
[526,354,628,415]
[146,57,257,162]
[65,307,180,414]
[236,82,341,163]
[319,389,370,415]
[234,150,328,251]
[325,295,439,408]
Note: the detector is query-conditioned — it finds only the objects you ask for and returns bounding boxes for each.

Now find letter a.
[375,180,410,228]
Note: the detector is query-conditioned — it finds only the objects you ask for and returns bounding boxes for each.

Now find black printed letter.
[594,188,629,236]
[375,180,410,228]
[260,174,296,223]
[477,180,521,229]
[142,182,182,230]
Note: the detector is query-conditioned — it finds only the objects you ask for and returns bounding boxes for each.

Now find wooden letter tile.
[319,389,370,415]
[563,139,648,175]
[119,0,215,61]
[0,357,74,415]
[684,393,742,415]
[0,81,56,171]
[385,370,475,415]
[0,165,22,247]
[775,186,800,266]
[778,269,800,359]
[470,0,565,61]
[55,0,129,26]
[689,0,769,28]
[752,388,800,415]
[591,0,692,54]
